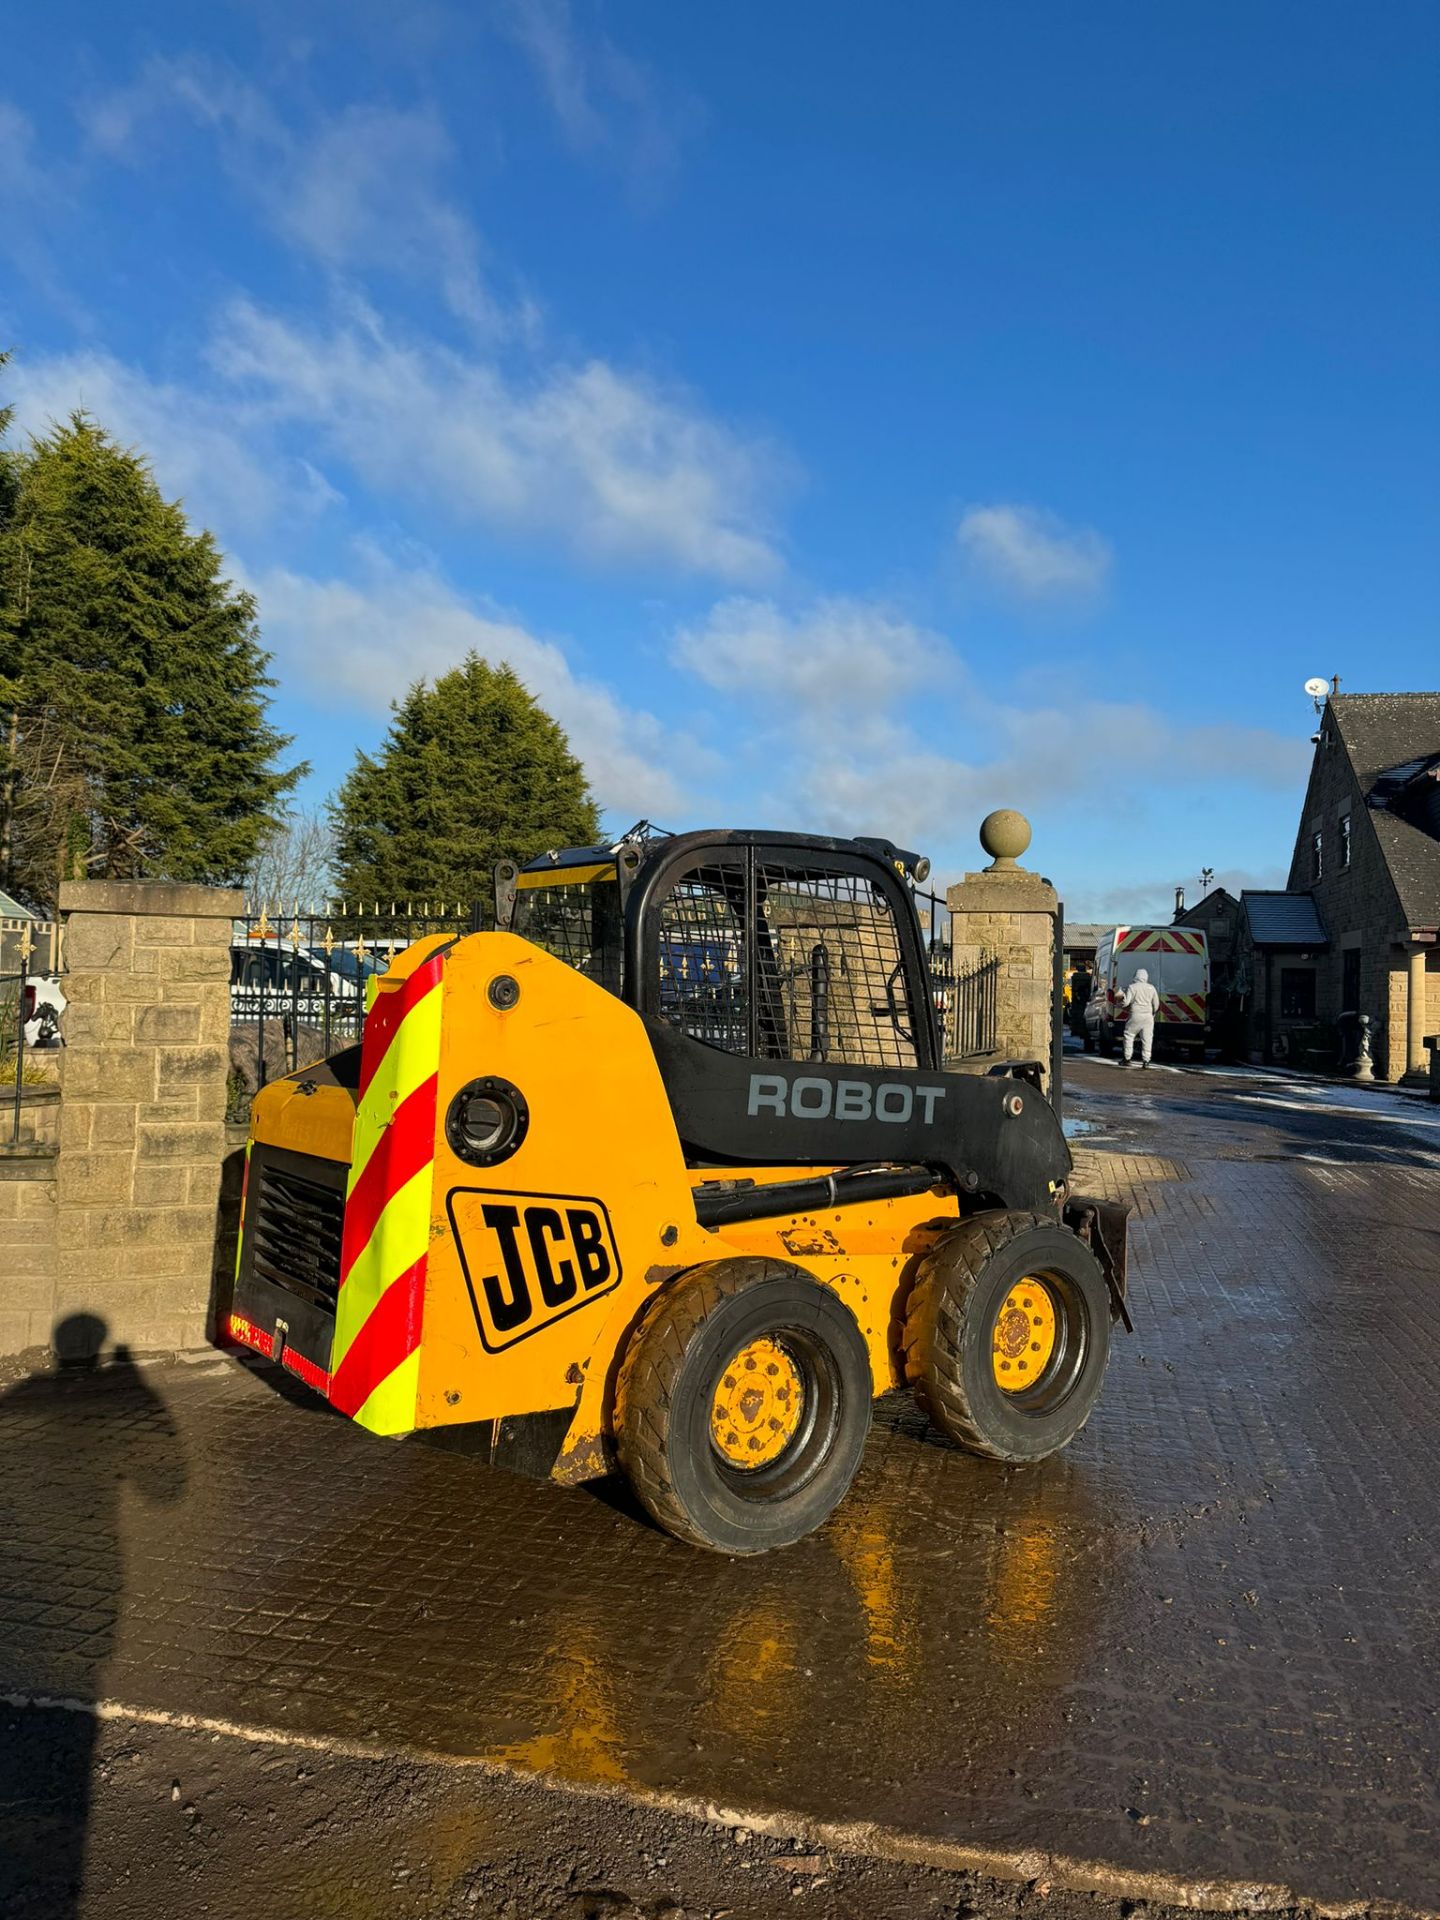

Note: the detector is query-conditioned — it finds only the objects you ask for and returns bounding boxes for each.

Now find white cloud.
[0,99,49,212]
[247,552,697,821]
[213,300,785,580]
[3,348,328,534]
[957,503,1112,602]
[0,100,84,324]
[497,0,694,197]
[673,596,950,710]
[793,726,997,848]
[668,593,1308,858]
[83,59,497,330]
[7,298,786,581]
[273,106,494,331]
[60,61,783,578]
[82,53,279,158]
[790,702,1304,881]
[1072,866,1289,925]
[962,697,1307,802]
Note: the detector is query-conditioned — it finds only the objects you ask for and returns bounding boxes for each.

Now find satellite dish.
[1304,677,1329,698]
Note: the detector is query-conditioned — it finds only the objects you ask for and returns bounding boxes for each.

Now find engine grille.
[247,1156,345,1313]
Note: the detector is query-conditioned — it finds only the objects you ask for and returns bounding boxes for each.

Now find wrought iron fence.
[229,901,478,1114]
[1,914,60,976]
[227,886,1001,1120]
[950,952,1000,1060]
[2,916,66,1146]
[1,968,25,1147]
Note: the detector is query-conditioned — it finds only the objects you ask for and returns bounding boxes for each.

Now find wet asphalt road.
[4,1056,1440,1915]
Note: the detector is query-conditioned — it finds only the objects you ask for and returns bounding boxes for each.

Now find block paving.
[3,1061,1440,1910]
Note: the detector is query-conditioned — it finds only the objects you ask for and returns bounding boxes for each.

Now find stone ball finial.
[979,807,1031,871]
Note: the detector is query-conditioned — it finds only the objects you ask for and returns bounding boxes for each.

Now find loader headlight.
[446,1076,529,1167]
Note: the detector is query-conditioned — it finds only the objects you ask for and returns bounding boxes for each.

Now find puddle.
[1062,1116,1098,1140]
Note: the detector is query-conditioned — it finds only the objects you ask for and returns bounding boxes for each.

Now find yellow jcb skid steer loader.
[229,827,1129,1553]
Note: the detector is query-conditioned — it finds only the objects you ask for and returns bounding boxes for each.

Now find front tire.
[904,1212,1110,1464]
[616,1258,872,1554]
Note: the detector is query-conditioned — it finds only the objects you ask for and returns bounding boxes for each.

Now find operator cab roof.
[515,825,930,885]
[517,841,627,874]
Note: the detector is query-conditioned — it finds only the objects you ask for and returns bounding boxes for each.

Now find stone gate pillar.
[53,880,241,1359]
[945,810,1061,1098]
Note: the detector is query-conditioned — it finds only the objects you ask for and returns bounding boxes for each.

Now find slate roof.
[1242,890,1329,949]
[1063,923,1108,954]
[1330,693,1440,933]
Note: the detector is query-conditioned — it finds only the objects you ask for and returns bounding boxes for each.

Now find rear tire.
[904,1212,1110,1464]
[616,1258,872,1555]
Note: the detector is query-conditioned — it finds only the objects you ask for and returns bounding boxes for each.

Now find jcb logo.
[447,1188,622,1353]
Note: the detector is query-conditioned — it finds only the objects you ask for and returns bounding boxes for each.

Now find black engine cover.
[644,1018,1070,1215]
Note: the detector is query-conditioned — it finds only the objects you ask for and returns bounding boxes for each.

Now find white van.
[1085,926,1209,1060]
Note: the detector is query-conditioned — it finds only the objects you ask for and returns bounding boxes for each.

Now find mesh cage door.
[653,861,750,1052]
[756,862,920,1070]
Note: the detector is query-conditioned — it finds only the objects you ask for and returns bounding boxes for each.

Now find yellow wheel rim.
[992,1279,1058,1393]
[710,1337,805,1469]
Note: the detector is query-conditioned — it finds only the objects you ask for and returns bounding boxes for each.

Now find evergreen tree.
[0,406,300,906]
[332,655,601,915]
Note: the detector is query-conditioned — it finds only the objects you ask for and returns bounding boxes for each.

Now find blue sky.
[3,1,1436,917]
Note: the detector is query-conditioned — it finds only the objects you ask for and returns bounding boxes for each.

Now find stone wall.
[1386,964,1410,1084]
[0,880,241,1366]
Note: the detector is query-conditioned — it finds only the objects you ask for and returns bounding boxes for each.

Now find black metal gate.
[951,952,1000,1059]
[229,902,475,1114]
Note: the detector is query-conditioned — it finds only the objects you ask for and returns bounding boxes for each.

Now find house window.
[1280,967,1317,1020]
[1311,831,1323,881]
[1342,947,1360,1013]
[1339,813,1351,870]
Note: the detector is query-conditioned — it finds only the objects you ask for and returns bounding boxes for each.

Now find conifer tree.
[0,405,299,905]
[331,655,601,915]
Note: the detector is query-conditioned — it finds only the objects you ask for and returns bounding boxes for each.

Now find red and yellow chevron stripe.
[1109,986,1207,1023]
[328,946,448,1434]
[1115,927,1205,955]
[1158,993,1207,1023]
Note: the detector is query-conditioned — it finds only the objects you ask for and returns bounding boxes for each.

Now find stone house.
[1172,886,1245,1055]
[1232,693,1440,1081]
[1173,886,1241,971]
[1234,890,1332,1069]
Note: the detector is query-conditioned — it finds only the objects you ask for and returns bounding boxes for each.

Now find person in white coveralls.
[1119,967,1161,1067]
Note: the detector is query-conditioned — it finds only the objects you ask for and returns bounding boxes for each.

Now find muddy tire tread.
[903,1210,1087,1463]
[616,1259,788,1551]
